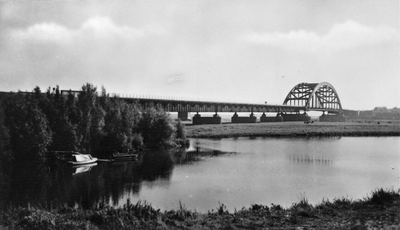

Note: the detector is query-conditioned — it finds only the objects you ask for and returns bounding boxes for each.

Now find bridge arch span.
[283,82,342,111]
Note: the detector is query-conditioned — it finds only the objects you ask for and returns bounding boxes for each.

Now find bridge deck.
[125,98,308,113]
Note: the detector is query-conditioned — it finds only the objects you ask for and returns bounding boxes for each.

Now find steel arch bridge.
[54,81,343,116]
[283,82,342,112]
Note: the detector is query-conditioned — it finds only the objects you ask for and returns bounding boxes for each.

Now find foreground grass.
[185,121,400,138]
[1,189,399,229]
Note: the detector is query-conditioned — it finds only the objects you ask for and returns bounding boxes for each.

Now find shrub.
[175,119,186,140]
[369,188,398,205]
[138,107,176,149]
[131,133,144,151]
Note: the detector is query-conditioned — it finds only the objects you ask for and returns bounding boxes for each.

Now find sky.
[0,0,399,110]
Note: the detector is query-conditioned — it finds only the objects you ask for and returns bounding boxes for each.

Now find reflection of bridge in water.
[287,136,341,166]
[289,154,334,166]
[96,82,350,124]
[175,138,339,166]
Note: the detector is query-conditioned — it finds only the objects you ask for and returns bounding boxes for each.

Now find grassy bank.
[185,121,400,138]
[1,189,399,229]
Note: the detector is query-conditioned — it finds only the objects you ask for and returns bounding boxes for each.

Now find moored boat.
[67,154,98,165]
[112,152,138,161]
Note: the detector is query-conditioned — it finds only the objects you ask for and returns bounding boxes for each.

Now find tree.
[99,98,142,156]
[76,83,100,153]
[138,106,176,149]
[49,116,79,151]
[175,119,186,140]
[3,94,52,161]
[174,119,189,147]
[1,83,189,160]
[0,100,10,156]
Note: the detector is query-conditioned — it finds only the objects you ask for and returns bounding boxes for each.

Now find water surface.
[0,137,399,212]
[131,137,400,211]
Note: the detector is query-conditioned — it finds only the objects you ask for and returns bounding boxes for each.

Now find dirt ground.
[185,121,400,138]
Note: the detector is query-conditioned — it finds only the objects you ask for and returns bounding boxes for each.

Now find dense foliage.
[0,83,188,160]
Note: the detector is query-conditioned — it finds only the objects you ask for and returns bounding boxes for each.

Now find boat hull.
[68,158,98,165]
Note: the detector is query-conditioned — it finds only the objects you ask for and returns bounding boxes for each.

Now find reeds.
[368,188,399,205]
[1,188,399,229]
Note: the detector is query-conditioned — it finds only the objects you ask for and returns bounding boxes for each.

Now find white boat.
[67,154,98,165]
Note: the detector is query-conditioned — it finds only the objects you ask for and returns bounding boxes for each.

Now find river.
[0,137,399,212]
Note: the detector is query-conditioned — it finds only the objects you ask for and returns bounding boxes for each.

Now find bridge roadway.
[121,82,344,115]
[122,97,347,124]
[124,97,306,114]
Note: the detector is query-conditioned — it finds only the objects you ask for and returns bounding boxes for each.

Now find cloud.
[166,73,188,83]
[1,16,167,92]
[12,23,72,43]
[11,16,151,44]
[245,20,399,53]
[80,17,146,40]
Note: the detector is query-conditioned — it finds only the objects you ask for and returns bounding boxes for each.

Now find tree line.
[0,83,188,162]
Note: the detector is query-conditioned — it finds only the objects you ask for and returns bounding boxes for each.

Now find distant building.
[61,90,82,97]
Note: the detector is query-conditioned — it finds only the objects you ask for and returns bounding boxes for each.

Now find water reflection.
[73,163,97,175]
[139,150,173,181]
[0,142,235,210]
[172,146,237,165]
[3,160,53,209]
[289,154,333,165]
[304,136,342,140]
[0,146,205,210]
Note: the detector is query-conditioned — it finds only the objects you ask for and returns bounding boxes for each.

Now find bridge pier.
[192,112,222,125]
[281,112,311,122]
[231,112,257,123]
[260,112,283,122]
[178,111,189,121]
[319,112,347,122]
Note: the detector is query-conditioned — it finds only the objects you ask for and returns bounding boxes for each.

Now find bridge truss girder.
[126,98,304,114]
[283,82,342,111]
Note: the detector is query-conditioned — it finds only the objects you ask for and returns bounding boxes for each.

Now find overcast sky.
[1,0,399,110]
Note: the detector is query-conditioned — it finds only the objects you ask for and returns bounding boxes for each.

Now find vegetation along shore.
[185,121,400,138]
[0,188,399,229]
[0,83,189,164]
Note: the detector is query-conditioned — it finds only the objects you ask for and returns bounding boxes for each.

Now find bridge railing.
[111,93,274,105]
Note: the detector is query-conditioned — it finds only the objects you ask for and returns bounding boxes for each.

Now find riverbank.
[1,189,399,229]
[185,121,400,138]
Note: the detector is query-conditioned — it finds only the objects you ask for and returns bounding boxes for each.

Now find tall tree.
[77,83,98,153]
[138,107,176,149]
[0,99,10,156]
[4,94,52,161]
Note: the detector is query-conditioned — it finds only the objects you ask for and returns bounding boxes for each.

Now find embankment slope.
[185,121,400,138]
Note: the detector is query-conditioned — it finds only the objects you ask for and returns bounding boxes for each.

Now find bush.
[175,119,186,140]
[131,133,144,151]
[138,107,176,149]
[369,188,398,205]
